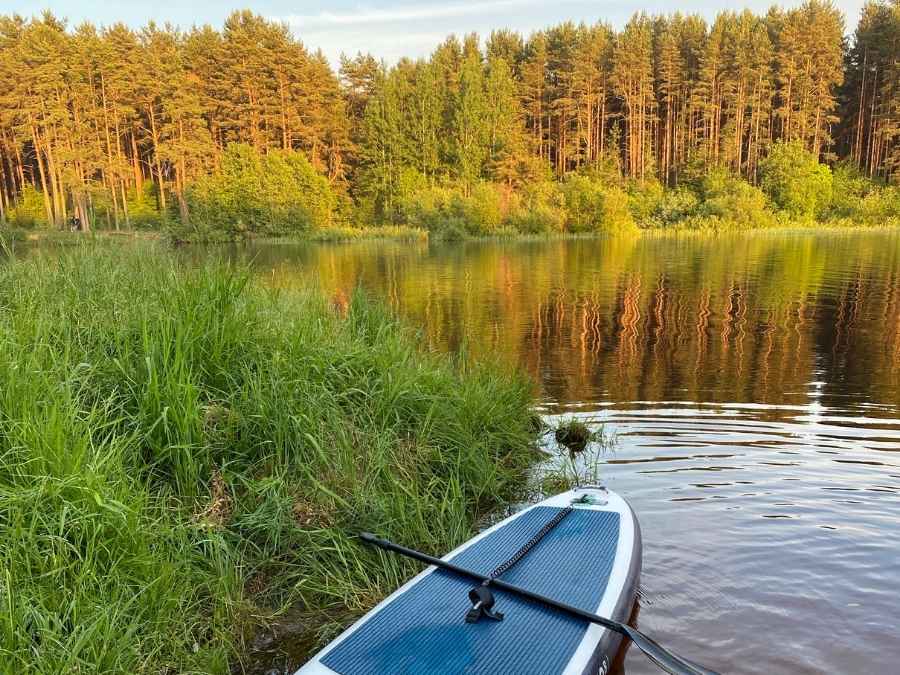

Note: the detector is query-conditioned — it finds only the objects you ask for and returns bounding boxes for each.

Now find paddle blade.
[624,626,720,675]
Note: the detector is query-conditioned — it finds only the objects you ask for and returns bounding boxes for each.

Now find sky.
[8,0,867,66]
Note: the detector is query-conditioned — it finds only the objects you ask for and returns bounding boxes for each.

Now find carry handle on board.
[359,532,720,675]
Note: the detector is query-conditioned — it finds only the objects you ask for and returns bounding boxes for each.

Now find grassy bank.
[0,244,540,673]
[0,225,430,246]
[0,228,162,245]
[7,215,900,253]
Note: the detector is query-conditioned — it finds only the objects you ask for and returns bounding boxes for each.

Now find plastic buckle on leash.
[465,582,504,623]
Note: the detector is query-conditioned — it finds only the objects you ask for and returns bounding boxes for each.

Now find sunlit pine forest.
[0,0,898,238]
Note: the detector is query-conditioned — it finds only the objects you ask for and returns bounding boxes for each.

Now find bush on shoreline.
[180,144,342,240]
[0,245,539,673]
[562,174,637,233]
[6,144,898,242]
[760,141,834,219]
[365,151,896,236]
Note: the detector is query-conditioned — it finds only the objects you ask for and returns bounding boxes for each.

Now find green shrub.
[626,180,665,226]
[397,184,449,227]
[7,185,49,229]
[829,163,875,218]
[855,186,900,226]
[125,183,166,229]
[828,164,900,226]
[450,183,505,235]
[505,205,565,234]
[397,182,508,236]
[397,185,458,234]
[647,186,700,228]
[760,141,833,218]
[562,174,637,233]
[503,180,566,234]
[185,144,339,239]
[699,169,776,228]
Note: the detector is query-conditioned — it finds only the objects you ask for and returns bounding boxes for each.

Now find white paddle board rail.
[297,487,718,675]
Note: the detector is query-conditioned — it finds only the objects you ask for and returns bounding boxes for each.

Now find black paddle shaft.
[359,532,720,675]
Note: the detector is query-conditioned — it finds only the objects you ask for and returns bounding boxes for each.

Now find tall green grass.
[0,244,539,673]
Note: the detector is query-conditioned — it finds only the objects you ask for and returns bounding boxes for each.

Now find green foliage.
[760,141,834,218]
[125,183,166,229]
[397,182,509,237]
[828,164,900,226]
[699,169,776,228]
[855,186,900,226]
[504,204,566,234]
[648,187,701,227]
[397,184,459,234]
[626,180,665,226]
[456,184,506,235]
[184,144,339,240]
[0,245,539,673]
[562,174,638,233]
[496,180,566,234]
[381,166,884,235]
[7,185,49,229]
[452,52,491,187]
[1,5,899,235]
[829,163,877,218]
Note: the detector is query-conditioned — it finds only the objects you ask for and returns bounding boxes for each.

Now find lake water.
[237,230,900,674]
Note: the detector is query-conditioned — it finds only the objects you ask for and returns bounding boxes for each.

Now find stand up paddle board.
[297,485,641,675]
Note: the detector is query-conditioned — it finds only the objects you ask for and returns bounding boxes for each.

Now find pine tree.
[655,15,686,183]
[485,56,529,187]
[840,0,900,181]
[486,30,524,72]
[572,23,614,168]
[452,47,490,189]
[772,1,845,157]
[521,33,550,162]
[612,14,656,179]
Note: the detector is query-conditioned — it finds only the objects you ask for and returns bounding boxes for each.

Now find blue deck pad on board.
[322,507,620,675]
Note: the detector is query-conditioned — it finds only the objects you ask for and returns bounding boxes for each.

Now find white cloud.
[299,27,451,63]
[281,0,576,65]
[283,0,566,29]
[280,0,867,68]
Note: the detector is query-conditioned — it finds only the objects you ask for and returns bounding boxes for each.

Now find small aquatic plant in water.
[543,419,616,493]
[554,418,593,453]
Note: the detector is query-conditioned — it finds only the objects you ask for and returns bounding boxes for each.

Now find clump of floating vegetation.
[0,243,540,673]
[542,419,616,494]
[554,417,594,453]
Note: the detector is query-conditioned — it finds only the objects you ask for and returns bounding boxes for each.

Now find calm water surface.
[240,231,899,674]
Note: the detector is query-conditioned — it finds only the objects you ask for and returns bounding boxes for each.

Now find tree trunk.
[177,120,191,224]
[131,130,144,194]
[42,119,66,227]
[119,180,129,230]
[148,103,167,210]
[176,171,190,224]
[0,162,6,224]
[30,124,56,227]
[854,50,867,166]
[13,139,26,189]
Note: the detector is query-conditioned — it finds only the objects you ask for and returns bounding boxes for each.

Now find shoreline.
[4,220,899,247]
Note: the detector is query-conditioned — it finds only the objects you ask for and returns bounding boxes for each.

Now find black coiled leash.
[465,505,574,623]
